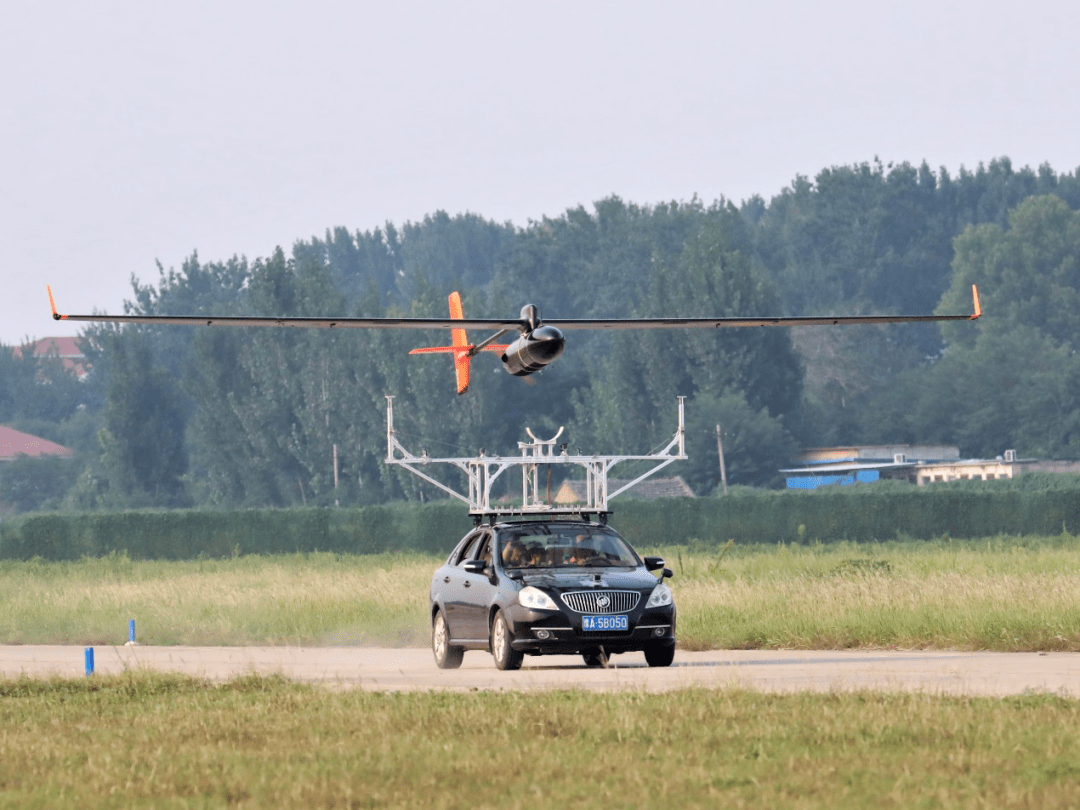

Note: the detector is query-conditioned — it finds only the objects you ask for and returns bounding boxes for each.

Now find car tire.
[432,610,464,669]
[644,643,675,668]
[491,611,524,671]
[582,651,608,668]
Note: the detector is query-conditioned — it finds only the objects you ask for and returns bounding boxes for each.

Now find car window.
[451,533,482,566]
[476,534,494,566]
[500,525,640,569]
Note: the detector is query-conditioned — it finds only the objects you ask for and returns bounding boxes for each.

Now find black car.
[429,519,676,670]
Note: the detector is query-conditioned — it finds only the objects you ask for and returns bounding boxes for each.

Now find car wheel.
[432,610,464,669]
[644,643,675,667]
[490,611,524,671]
[582,651,608,668]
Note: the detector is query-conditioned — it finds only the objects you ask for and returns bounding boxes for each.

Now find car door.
[458,531,499,640]
[437,532,483,640]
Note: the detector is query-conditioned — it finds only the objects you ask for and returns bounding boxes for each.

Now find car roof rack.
[472,511,612,527]
[385,396,686,520]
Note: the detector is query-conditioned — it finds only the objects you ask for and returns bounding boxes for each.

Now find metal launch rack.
[385,396,687,523]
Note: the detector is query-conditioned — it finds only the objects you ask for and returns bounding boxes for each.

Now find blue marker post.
[84,647,94,676]
[128,619,137,645]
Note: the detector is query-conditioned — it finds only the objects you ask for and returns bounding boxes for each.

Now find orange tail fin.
[408,292,507,395]
[448,291,470,394]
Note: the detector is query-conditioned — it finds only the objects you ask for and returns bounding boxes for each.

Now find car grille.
[560,590,640,614]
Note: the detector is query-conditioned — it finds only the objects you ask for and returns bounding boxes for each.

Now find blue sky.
[3,0,1077,344]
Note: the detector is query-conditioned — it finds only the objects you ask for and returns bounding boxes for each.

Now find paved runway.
[3,645,1078,696]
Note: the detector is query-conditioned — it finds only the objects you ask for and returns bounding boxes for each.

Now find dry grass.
[661,536,1080,651]
[0,552,432,647]
[2,536,1079,651]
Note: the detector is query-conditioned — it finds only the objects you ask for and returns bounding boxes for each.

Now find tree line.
[3,156,1080,512]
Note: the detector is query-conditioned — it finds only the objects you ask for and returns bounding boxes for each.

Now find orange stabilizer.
[409,345,508,355]
[971,284,982,319]
[407,292,509,395]
[447,291,469,393]
[449,291,468,352]
[453,351,470,395]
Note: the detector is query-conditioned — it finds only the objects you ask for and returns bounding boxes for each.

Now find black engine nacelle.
[500,325,566,376]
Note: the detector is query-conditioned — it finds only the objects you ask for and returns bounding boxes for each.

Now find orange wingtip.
[971,284,982,319]
[47,285,63,320]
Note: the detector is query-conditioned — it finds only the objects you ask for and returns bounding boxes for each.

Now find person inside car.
[502,538,527,567]
[568,533,596,565]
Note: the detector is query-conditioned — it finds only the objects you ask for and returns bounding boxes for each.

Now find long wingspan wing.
[546,286,982,330]
[48,285,980,331]
[48,284,525,332]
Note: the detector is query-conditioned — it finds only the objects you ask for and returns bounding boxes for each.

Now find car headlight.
[519,586,559,611]
[646,582,673,608]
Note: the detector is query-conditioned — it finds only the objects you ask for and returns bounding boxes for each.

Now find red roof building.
[0,426,75,461]
[12,336,89,379]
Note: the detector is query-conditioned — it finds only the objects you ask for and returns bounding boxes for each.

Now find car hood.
[515,568,660,591]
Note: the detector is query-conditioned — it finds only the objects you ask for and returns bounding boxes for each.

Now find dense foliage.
[4,156,1080,511]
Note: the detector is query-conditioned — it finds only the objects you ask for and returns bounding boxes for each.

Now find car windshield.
[499,525,641,569]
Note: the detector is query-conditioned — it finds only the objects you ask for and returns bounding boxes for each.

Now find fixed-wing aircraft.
[48,284,981,395]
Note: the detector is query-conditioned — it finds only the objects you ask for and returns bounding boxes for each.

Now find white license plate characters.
[581,614,628,631]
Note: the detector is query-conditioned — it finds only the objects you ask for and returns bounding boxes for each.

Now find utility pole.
[715,424,728,495]
[333,443,340,507]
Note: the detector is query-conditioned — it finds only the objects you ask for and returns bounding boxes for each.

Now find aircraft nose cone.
[530,325,565,362]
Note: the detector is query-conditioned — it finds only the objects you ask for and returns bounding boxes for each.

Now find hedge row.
[0,503,474,561]
[614,486,1080,548]
[2,485,1079,561]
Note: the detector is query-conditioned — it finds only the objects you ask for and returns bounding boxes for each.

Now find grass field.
[670,535,1080,651]
[4,538,1080,807]
[2,535,1079,651]
[0,552,433,647]
[1,671,1079,809]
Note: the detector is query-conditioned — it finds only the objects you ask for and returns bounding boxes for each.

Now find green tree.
[69,161,1080,505]
[913,195,1080,458]
[0,339,93,509]
[0,455,80,512]
[93,327,189,506]
[571,216,802,490]
[939,195,1080,351]
[0,340,85,428]
[681,391,796,492]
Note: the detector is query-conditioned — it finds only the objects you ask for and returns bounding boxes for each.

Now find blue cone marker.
[84,647,94,676]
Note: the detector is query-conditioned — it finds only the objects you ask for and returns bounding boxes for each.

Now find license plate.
[581,614,628,632]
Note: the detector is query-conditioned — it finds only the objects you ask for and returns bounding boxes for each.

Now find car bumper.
[504,604,676,655]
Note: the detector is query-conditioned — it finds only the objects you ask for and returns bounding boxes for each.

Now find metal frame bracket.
[385,396,686,517]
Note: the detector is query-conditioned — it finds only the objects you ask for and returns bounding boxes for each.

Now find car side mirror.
[461,559,487,574]
[662,567,673,580]
[644,556,666,571]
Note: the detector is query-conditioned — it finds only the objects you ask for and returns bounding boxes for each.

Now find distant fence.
[2,485,1079,561]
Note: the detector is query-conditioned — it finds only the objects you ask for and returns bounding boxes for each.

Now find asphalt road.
[3,646,1078,696]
